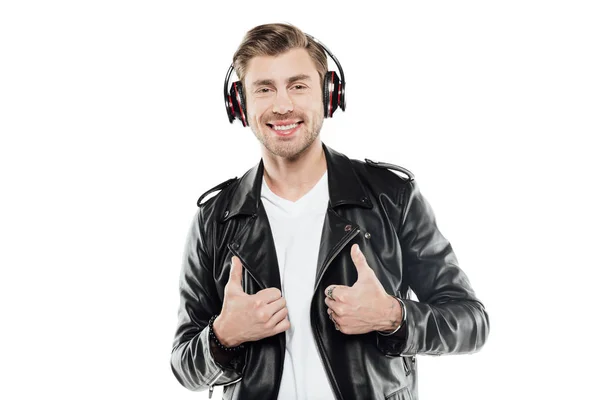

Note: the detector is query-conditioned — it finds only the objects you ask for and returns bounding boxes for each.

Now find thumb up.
[225,256,244,294]
[351,244,374,282]
[214,255,290,347]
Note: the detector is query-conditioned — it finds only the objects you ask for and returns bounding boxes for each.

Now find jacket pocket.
[385,386,413,400]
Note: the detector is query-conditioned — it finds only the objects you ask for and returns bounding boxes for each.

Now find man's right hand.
[213,256,290,347]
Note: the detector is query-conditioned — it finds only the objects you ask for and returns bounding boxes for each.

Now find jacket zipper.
[402,357,411,376]
[311,226,361,400]
[208,370,224,399]
[208,371,243,398]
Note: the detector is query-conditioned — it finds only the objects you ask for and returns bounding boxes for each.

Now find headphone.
[224,33,346,127]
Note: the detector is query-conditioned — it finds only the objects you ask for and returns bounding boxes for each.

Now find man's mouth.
[266,121,303,136]
[271,123,299,131]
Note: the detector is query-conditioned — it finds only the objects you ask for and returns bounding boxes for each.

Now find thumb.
[227,256,244,291]
[351,244,370,279]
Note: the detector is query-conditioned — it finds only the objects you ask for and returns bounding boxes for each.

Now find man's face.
[244,48,324,160]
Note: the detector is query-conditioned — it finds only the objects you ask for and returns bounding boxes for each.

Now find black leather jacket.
[171,143,489,400]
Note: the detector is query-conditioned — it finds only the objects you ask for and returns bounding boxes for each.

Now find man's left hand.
[324,244,402,335]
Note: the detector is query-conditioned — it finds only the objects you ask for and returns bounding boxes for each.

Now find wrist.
[378,295,404,334]
[212,315,241,347]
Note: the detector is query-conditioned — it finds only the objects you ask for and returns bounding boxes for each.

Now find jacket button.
[224,210,229,218]
[344,224,352,232]
[231,243,239,250]
[365,232,371,239]
[361,197,368,203]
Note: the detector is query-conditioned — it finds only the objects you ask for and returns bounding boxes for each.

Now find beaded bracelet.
[208,315,245,352]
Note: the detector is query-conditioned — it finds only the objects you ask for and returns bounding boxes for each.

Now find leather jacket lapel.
[314,207,361,291]
[229,203,282,292]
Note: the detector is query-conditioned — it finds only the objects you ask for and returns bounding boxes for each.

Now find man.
[171,23,489,400]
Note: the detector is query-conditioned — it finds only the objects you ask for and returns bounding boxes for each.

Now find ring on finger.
[326,286,336,301]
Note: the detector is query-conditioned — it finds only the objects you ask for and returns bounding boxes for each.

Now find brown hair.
[232,23,328,86]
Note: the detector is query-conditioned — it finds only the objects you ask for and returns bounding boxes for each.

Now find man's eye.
[256,88,271,93]
[292,85,306,90]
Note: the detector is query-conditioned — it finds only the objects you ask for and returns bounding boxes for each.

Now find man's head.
[233,24,328,87]
[232,23,328,160]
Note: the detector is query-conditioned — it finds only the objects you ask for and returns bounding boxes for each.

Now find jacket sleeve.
[376,180,490,356]
[170,208,244,391]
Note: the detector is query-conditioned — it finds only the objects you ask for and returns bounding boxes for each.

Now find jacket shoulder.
[364,158,415,182]
[196,177,238,207]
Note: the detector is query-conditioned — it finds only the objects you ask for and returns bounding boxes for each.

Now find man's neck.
[262,140,327,202]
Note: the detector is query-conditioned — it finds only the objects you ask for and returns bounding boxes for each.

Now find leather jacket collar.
[221,143,373,223]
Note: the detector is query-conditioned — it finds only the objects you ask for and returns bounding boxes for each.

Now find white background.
[1,1,598,399]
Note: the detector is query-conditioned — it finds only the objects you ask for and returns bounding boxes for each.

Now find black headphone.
[224,33,346,127]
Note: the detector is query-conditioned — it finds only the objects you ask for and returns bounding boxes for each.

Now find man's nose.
[272,90,293,114]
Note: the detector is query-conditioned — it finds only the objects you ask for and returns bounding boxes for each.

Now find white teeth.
[272,123,298,131]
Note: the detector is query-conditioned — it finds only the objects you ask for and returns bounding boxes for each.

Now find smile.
[272,123,298,131]
[266,121,303,136]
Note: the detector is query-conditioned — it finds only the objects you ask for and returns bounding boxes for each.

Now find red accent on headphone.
[233,82,247,127]
[228,95,234,116]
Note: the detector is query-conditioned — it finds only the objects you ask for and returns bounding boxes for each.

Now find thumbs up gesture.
[212,256,290,347]
[323,244,403,335]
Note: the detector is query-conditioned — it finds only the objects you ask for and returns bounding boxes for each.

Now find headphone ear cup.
[322,71,341,118]
[225,91,236,123]
[229,81,249,127]
[339,79,346,111]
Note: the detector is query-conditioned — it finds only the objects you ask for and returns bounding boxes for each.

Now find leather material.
[171,143,489,399]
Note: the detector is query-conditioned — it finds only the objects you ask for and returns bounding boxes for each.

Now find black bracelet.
[208,315,245,352]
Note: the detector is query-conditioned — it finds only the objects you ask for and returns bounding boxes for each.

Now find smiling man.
[171,23,489,400]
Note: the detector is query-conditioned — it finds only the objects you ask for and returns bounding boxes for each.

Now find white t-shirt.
[260,170,336,400]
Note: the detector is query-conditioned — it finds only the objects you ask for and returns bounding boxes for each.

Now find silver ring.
[326,286,336,301]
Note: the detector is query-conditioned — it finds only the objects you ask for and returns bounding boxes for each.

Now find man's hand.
[324,244,402,335]
[213,256,290,347]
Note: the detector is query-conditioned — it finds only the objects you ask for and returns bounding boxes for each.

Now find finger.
[324,285,336,300]
[351,244,366,267]
[351,244,370,277]
[327,308,335,320]
[265,296,287,316]
[267,304,288,328]
[326,308,340,330]
[329,302,346,317]
[256,287,283,304]
[272,312,291,334]
[227,256,243,291]
[324,298,342,315]
[324,285,350,301]
[325,286,350,304]
[332,316,340,330]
